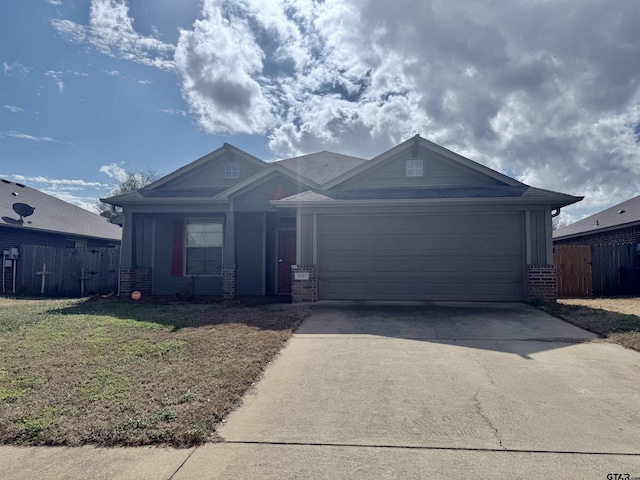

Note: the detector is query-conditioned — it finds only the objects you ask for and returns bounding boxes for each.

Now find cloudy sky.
[1,0,638,221]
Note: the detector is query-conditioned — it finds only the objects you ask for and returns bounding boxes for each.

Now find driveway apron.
[176,302,640,479]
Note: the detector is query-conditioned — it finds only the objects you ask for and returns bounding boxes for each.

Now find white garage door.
[318,213,525,301]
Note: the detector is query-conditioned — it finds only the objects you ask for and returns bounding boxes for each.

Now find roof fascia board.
[141,144,267,191]
[216,163,319,199]
[272,195,580,209]
[320,135,523,190]
[101,195,228,208]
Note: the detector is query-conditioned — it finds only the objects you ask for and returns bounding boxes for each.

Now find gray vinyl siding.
[133,215,154,268]
[528,210,549,264]
[236,213,265,295]
[343,149,502,189]
[297,213,314,265]
[318,212,525,301]
[152,214,222,296]
[164,155,264,189]
[233,175,308,212]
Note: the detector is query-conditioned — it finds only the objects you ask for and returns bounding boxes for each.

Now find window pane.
[186,247,222,275]
[225,164,239,179]
[406,159,423,177]
[186,221,222,247]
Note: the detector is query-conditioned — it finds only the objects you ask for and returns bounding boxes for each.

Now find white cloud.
[3,105,24,113]
[4,131,59,142]
[50,0,640,217]
[47,0,63,5]
[2,61,30,77]
[49,19,86,43]
[99,163,128,182]
[45,70,64,92]
[159,108,188,116]
[137,79,153,84]
[50,0,175,71]
[102,69,120,76]
[10,174,108,188]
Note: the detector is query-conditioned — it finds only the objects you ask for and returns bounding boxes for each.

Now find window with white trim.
[224,163,239,179]
[185,219,223,275]
[406,159,424,177]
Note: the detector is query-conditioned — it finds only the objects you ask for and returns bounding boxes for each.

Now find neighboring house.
[103,136,581,302]
[553,195,640,295]
[1,178,122,293]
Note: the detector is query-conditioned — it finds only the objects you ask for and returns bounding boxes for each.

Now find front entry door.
[278,230,296,294]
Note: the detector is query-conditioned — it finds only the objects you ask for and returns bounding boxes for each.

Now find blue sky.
[1,0,639,222]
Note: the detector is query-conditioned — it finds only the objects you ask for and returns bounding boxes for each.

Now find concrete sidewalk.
[2,302,640,479]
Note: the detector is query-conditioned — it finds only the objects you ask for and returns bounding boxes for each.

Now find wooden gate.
[15,245,120,297]
[554,245,592,298]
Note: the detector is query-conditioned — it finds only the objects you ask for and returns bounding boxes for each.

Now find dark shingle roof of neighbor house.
[553,194,640,240]
[275,151,368,185]
[0,179,122,242]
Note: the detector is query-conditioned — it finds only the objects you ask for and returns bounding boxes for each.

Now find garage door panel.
[319,281,367,298]
[372,260,418,273]
[470,259,522,274]
[318,213,524,301]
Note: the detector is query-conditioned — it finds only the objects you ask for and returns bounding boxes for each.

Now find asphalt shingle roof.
[0,179,122,241]
[553,194,640,239]
[275,151,368,185]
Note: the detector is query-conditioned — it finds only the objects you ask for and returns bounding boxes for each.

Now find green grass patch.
[534,300,640,352]
[0,297,308,447]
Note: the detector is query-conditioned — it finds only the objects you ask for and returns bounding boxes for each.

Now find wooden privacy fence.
[555,243,640,298]
[15,245,120,297]
[554,245,592,298]
[591,243,640,296]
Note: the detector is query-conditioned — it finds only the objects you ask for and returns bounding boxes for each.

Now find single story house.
[554,195,640,295]
[1,178,122,293]
[103,136,581,302]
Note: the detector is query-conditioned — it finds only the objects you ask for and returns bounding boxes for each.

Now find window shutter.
[171,218,185,276]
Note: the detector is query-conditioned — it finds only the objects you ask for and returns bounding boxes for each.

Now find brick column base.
[291,265,318,303]
[119,267,151,297]
[222,267,236,300]
[528,265,557,302]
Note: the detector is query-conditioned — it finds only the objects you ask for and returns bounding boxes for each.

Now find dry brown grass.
[0,297,308,447]
[534,298,640,352]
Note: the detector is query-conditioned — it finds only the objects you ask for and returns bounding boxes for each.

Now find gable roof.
[320,135,523,190]
[141,143,266,191]
[214,162,319,199]
[1,179,122,242]
[275,151,368,185]
[553,194,640,240]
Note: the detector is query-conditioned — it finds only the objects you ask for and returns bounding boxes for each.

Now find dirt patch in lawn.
[535,297,640,352]
[0,297,309,447]
[558,297,640,316]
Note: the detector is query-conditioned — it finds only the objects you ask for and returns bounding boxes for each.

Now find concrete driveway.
[3,302,640,479]
[177,302,640,479]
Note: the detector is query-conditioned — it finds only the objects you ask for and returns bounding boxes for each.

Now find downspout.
[551,208,561,218]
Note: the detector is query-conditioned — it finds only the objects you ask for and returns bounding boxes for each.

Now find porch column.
[222,212,236,299]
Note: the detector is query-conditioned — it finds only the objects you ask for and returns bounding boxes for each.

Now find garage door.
[318,213,525,301]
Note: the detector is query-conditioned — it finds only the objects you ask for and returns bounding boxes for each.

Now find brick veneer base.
[222,267,236,300]
[528,265,557,302]
[291,265,318,303]
[119,267,151,297]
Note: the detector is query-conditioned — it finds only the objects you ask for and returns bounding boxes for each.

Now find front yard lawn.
[0,297,308,447]
[535,299,640,352]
